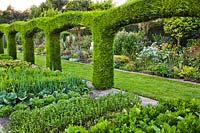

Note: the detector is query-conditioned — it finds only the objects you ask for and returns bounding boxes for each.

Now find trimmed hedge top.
[0,0,199,36]
[0,0,200,89]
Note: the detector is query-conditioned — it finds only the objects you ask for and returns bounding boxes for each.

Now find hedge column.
[45,32,62,71]
[22,33,34,64]
[0,34,4,54]
[6,32,17,59]
[92,27,115,89]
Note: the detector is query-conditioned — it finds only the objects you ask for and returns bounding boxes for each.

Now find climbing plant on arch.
[0,0,200,89]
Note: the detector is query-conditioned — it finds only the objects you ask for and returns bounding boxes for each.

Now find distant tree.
[90,0,113,10]
[29,1,53,19]
[64,0,113,11]
[29,0,67,18]
[0,5,29,24]
[164,17,200,46]
[48,0,69,10]
[28,0,113,19]
[29,5,41,19]
[65,0,91,11]
[40,8,62,17]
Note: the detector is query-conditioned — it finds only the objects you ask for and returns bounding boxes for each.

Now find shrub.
[114,55,130,64]
[0,105,13,117]
[122,61,136,71]
[114,55,130,69]
[150,63,173,77]
[0,60,29,68]
[152,34,174,46]
[178,66,197,79]
[113,30,141,60]
[164,17,200,46]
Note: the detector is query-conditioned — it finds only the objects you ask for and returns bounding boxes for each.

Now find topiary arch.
[0,0,200,89]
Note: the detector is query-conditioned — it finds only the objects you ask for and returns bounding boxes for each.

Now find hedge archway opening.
[0,33,4,54]
[0,0,200,89]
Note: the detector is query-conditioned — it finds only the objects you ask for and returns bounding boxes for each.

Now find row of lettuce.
[0,58,199,132]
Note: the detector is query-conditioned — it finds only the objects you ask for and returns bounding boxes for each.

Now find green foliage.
[0,60,29,69]
[43,95,55,105]
[164,17,200,45]
[40,8,62,17]
[90,0,113,10]
[113,30,145,60]
[46,0,68,10]
[0,6,29,24]
[29,1,53,19]
[0,54,13,60]
[45,32,61,71]
[6,32,17,59]
[0,61,90,95]
[22,33,35,64]
[89,120,110,133]
[152,34,174,46]
[75,35,92,49]
[65,0,91,11]
[35,44,46,55]
[0,105,13,117]
[150,63,172,77]
[65,99,200,133]
[1,0,200,89]
[14,103,29,110]
[0,61,92,116]
[65,75,90,95]
[65,125,88,133]
[9,93,139,132]
[114,55,130,69]
[92,28,115,89]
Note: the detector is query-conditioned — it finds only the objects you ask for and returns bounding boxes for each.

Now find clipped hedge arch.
[90,0,200,89]
[0,24,18,59]
[0,0,200,89]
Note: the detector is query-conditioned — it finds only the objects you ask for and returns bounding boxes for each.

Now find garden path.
[0,117,9,133]
[88,82,158,106]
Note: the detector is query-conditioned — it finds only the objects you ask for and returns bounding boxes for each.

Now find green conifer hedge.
[0,0,199,89]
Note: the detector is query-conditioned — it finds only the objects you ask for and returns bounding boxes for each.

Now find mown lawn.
[17,53,200,101]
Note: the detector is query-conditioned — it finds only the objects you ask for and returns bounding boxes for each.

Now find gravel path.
[0,117,9,133]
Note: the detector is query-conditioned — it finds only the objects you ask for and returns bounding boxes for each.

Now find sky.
[0,0,126,11]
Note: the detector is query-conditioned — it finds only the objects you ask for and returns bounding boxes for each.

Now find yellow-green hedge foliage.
[0,0,200,89]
